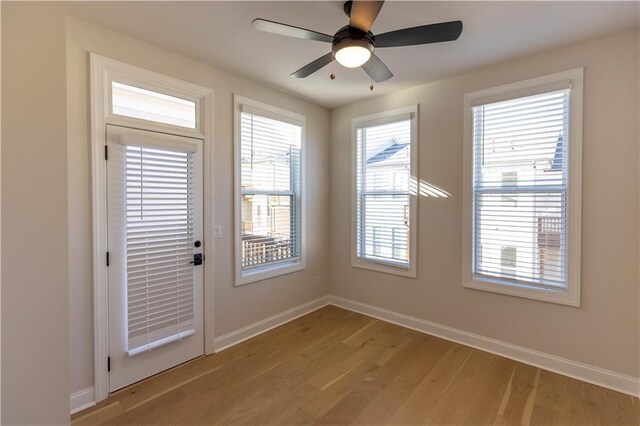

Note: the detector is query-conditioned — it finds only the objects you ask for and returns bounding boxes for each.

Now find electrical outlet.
[315,276,320,286]
[213,225,222,239]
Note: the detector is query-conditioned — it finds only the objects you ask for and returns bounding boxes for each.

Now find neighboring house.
[361,136,411,262]
[477,134,565,286]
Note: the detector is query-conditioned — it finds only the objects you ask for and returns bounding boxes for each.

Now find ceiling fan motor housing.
[331,25,375,58]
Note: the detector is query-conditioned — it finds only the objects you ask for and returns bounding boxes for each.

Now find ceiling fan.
[252,0,463,83]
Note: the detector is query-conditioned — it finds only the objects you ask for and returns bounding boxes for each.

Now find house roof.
[550,135,564,171]
[367,141,409,165]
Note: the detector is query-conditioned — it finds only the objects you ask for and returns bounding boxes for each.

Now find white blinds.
[240,111,302,270]
[356,119,411,266]
[125,145,195,355]
[472,89,569,288]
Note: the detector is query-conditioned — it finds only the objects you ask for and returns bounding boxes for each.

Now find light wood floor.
[72,306,639,425]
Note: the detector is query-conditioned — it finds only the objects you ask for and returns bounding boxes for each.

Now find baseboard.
[70,386,96,415]
[328,295,640,397]
[212,296,329,352]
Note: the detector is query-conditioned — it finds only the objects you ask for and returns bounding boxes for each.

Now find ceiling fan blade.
[361,53,393,82]
[252,18,333,43]
[291,53,334,78]
[349,0,385,33]
[374,20,463,48]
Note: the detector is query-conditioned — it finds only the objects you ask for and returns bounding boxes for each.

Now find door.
[106,125,204,391]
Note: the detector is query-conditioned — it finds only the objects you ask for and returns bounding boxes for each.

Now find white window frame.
[90,54,214,403]
[233,95,306,286]
[462,68,583,306]
[351,105,418,278]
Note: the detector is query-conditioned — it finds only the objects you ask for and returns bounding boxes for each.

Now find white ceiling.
[67,1,639,108]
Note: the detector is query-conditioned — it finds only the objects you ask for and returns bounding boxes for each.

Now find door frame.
[90,54,214,403]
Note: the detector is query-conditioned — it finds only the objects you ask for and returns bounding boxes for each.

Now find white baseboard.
[328,295,640,397]
[70,386,96,415]
[213,296,329,352]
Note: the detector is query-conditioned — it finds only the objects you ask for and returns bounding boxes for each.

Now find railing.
[537,216,562,279]
[537,216,562,248]
[242,235,292,268]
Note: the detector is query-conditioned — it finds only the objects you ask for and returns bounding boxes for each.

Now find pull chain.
[330,60,336,80]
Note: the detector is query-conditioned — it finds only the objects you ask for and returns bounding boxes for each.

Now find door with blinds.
[106,125,204,391]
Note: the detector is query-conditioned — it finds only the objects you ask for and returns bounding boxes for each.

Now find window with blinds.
[355,117,413,269]
[125,145,196,356]
[471,89,569,289]
[237,102,303,282]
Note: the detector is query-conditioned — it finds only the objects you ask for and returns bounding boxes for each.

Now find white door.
[106,125,204,392]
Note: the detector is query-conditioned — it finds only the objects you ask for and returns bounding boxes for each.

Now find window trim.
[351,105,418,278]
[233,95,306,286]
[462,68,583,306]
[104,69,206,138]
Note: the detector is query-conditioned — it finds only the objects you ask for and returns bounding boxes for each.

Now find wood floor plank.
[313,377,387,425]
[531,370,640,426]
[493,362,540,426]
[174,308,375,424]
[386,343,473,425]
[350,335,453,425]
[72,402,125,425]
[416,348,497,425]
[72,307,639,426]
[453,354,517,425]
[276,359,380,425]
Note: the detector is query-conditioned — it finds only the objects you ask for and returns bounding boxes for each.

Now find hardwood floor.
[72,306,639,425]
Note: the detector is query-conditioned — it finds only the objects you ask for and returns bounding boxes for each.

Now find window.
[234,96,305,285]
[352,106,417,277]
[111,81,197,129]
[500,246,517,275]
[501,172,518,204]
[463,69,583,306]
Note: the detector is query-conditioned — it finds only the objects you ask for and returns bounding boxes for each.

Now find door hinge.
[105,145,108,160]
[107,356,111,372]
[106,252,110,267]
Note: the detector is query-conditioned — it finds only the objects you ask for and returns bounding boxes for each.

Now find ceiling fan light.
[335,45,371,68]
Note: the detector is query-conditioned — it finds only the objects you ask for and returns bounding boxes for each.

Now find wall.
[330,29,640,378]
[1,2,70,424]
[67,17,330,394]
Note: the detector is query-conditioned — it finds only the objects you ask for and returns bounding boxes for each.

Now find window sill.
[352,257,416,278]
[463,275,580,307]
[236,260,305,286]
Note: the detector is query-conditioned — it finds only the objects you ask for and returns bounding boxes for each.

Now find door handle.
[190,253,203,266]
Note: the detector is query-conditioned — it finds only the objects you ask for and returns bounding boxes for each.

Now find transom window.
[353,106,417,277]
[463,69,583,306]
[111,81,197,129]
[234,96,305,285]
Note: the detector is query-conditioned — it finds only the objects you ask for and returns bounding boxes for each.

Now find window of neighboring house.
[501,171,518,204]
[500,246,517,276]
[463,69,583,306]
[353,106,418,277]
[234,96,305,285]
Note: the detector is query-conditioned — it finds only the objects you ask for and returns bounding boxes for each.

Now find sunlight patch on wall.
[409,177,451,198]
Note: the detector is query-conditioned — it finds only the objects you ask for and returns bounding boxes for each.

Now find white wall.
[330,28,640,378]
[1,2,70,423]
[67,16,331,394]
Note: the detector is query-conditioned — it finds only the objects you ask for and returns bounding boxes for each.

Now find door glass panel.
[125,145,195,356]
